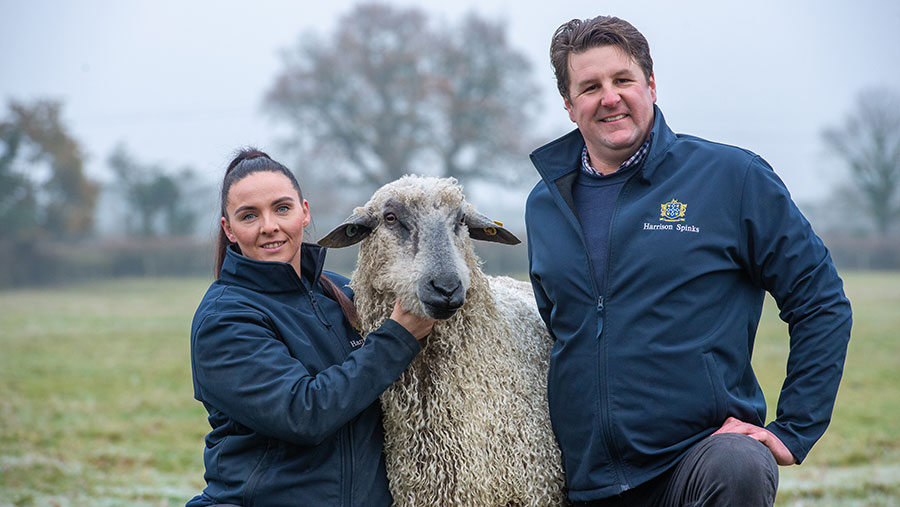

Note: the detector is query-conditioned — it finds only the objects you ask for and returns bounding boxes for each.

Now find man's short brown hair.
[550,16,653,100]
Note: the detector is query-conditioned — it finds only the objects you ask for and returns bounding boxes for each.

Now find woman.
[186,149,434,507]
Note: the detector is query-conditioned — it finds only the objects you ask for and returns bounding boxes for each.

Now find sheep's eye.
[384,212,397,223]
[458,214,466,226]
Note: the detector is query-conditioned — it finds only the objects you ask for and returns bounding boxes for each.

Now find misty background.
[2,0,900,286]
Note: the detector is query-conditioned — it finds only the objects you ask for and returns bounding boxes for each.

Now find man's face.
[564,45,657,172]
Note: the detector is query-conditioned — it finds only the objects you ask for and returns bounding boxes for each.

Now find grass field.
[1,273,898,506]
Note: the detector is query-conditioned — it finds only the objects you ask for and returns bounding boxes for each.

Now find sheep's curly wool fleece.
[348,176,566,506]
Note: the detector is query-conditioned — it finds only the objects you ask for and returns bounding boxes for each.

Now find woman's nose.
[260,213,279,233]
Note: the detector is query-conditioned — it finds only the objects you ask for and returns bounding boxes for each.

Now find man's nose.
[599,87,620,107]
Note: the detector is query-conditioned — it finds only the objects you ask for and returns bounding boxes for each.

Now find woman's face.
[221,171,310,274]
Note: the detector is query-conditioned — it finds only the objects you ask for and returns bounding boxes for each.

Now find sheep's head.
[318,175,519,320]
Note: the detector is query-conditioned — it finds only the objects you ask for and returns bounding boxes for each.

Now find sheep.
[318,175,566,506]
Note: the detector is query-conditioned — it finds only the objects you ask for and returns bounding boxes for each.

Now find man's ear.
[564,94,576,123]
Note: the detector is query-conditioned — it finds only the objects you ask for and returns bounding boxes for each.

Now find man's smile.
[601,113,628,122]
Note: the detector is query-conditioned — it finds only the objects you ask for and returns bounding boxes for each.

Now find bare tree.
[822,87,900,235]
[0,99,98,239]
[264,3,539,190]
[429,14,539,184]
[0,122,39,241]
[108,144,200,237]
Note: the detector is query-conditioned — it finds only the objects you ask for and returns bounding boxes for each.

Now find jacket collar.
[219,242,328,293]
[530,105,677,185]
[638,105,677,183]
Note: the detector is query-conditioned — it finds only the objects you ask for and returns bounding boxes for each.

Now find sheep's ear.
[318,212,377,248]
[465,211,520,245]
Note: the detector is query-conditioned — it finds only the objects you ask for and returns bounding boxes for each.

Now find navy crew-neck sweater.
[572,166,638,295]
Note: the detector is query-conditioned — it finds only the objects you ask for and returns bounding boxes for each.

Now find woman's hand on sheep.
[390,300,436,340]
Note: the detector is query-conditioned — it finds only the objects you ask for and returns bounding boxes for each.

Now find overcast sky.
[3,0,899,229]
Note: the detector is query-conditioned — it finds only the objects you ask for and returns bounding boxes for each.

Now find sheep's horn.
[465,211,520,245]
[318,212,377,248]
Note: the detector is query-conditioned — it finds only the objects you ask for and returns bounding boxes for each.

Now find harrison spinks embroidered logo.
[644,198,698,232]
[660,199,687,222]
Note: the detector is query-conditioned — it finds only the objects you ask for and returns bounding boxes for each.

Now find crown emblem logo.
[660,199,687,222]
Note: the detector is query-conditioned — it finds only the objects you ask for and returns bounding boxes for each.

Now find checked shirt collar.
[581,137,651,176]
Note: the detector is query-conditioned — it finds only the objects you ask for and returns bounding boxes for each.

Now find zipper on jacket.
[597,296,604,337]
[347,423,355,506]
[339,427,348,507]
[306,284,354,357]
[597,170,642,491]
[337,425,354,507]
[538,148,633,491]
[305,284,331,327]
[242,439,273,506]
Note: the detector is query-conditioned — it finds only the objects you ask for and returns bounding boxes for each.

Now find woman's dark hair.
[216,148,358,329]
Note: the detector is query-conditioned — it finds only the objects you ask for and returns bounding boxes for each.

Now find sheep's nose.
[418,276,466,319]
[430,278,462,301]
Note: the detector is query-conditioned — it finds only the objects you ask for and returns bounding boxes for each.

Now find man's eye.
[276,205,290,213]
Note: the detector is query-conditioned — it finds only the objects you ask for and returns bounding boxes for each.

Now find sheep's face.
[319,176,521,320]
[380,197,472,319]
[364,178,473,319]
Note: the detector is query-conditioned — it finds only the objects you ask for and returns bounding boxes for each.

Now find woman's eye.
[241,213,256,221]
[384,212,396,223]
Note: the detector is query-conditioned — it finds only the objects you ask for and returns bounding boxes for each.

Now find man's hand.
[713,416,797,465]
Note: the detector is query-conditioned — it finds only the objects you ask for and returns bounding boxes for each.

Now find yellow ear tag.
[484,227,497,236]
[493,220,503,226]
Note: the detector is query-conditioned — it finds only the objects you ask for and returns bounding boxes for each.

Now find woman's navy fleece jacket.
[187,244,419,507]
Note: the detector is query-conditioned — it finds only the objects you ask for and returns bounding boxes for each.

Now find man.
[525,16,852,506]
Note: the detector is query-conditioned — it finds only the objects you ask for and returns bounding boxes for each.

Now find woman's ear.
[221,216,236,243]
[302,200,311,228]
